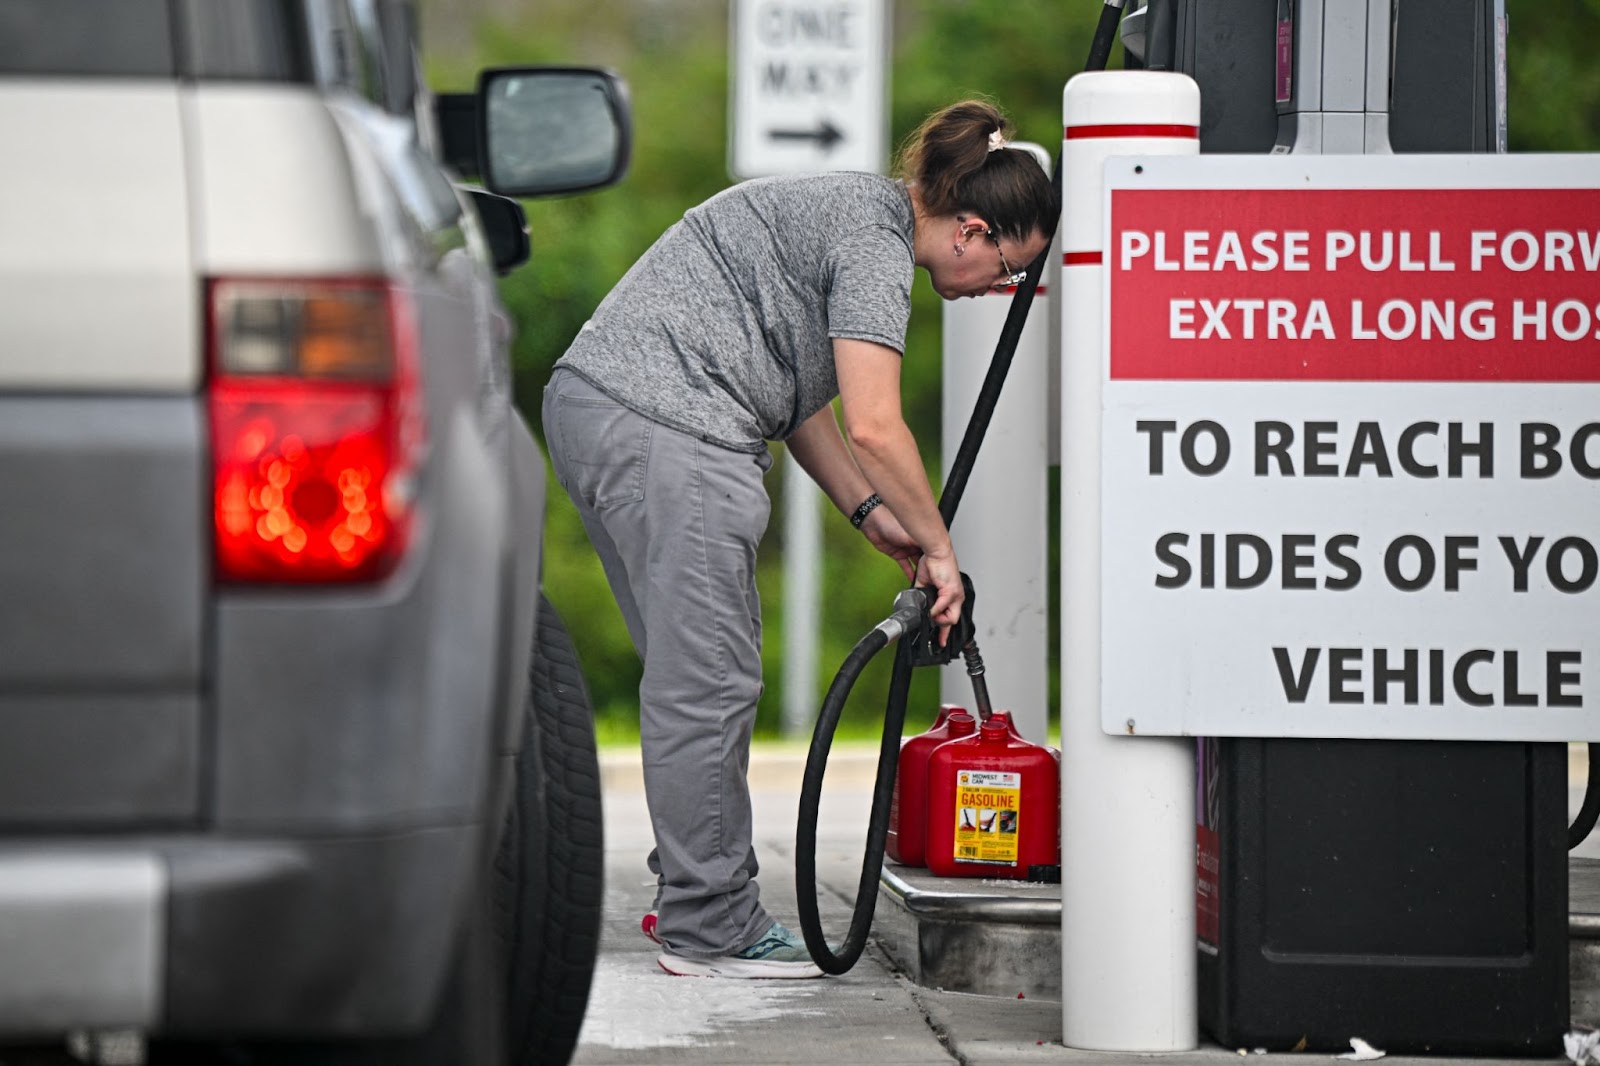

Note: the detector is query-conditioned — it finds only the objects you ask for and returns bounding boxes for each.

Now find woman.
[543,99,1059,979]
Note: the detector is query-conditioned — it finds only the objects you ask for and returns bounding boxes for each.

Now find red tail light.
[207,278,425,584]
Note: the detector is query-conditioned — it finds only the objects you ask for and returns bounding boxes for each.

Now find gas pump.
[1123,0,1506,154]
[798,1,1580,1057]
[1123,0,1567,1056]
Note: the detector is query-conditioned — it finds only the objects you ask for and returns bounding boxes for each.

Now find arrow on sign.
[767,119,844,151]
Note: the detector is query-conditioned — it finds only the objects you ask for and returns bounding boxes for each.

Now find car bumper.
[0,818,491,1040]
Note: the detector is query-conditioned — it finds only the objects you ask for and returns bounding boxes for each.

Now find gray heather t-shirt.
[555,172,916,453]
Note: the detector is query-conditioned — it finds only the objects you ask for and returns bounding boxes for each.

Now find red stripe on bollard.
[1064,123,1199,139]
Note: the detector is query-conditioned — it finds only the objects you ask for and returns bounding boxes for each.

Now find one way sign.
[729,0,888,179]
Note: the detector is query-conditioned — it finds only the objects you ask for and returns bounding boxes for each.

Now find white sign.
[729,0,888,179]
[1099,154,1600,742]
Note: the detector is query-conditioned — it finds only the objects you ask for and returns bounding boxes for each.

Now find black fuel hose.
[795,226,1053,974]
[1571,743,1600,849]
[794,593,925,973]
[795,0,1122,976]
[1086,0,1129,73]
[939,0,1123,523]
[795,236,1051,975]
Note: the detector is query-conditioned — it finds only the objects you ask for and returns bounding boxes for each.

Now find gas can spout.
[961,638,993,722]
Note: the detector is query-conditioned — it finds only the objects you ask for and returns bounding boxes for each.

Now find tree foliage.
[1505,0,1600,151]
[423,0,1598,741]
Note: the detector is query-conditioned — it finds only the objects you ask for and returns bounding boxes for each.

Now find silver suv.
[0,2,627,1063]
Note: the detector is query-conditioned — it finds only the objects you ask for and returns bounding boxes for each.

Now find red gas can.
[925,718,1059,880]
[987,709,1062,765]
[988,709,1023,740]
[888,705,973,866]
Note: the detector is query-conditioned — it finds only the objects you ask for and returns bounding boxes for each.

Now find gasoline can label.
[953,769,1020,865]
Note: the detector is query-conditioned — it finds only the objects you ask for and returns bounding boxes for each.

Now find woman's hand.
[913,547,964,644]
[859,505,920,581]
[863,505,962,643]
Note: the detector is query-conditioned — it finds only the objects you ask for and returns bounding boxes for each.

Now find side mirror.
[476,66,632,199]
[435,92,480,176]
[463,189,530,275]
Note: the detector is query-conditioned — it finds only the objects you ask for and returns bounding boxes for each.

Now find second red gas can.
[888,705,974,866]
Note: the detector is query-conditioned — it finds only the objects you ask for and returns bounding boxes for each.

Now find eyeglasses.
[987,232,1029,288]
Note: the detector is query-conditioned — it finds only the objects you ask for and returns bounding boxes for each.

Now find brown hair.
[895,99,1060,243]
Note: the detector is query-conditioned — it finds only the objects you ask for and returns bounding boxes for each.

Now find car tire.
[148,595,601,1066]
[497,593,604,1066]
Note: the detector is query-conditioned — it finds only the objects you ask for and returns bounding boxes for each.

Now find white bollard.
[1059,71,1200,1053]
[939,143,1056,745]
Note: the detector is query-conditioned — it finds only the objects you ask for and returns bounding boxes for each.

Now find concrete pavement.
[576,744,956,1065]
[1,743,1583,1064]
[574,743,1581,1065]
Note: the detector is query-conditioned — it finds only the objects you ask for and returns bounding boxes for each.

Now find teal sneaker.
[657,921,824,979]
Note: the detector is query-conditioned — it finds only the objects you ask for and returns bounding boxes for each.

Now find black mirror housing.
[463,189,530,275]
[435,92,480,177]
[476,66,632,199]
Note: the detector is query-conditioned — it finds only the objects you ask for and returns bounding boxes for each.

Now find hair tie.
[987,129,1006,153]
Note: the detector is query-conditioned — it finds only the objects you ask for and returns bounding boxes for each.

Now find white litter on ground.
[1566,1027,1600,1065]
[577,955,827,1050]
[1335,1036,1387,1061]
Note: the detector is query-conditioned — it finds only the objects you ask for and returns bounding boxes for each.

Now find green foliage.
[423,0,1098,743]
[428,3,744,736]
[424,0,1596,746]
[1505,0,1600,151]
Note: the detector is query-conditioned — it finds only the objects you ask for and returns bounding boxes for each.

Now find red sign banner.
[1108,188,1600,382]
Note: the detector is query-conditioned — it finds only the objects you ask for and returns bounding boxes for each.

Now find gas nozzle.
[904,572,977,669]
[866,573,979,667]
[872,587,931,644]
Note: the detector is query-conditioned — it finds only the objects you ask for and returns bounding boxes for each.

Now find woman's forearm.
[831,338,952,559]
[838,417,950,558]
[783,405,874,517]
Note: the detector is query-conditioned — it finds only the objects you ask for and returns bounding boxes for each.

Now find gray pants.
[543,368,774,958]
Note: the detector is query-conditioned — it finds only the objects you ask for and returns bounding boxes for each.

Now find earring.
[953,244,964,257]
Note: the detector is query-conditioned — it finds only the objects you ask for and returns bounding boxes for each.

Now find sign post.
[732,0,890,736]
[729,0,889,179]
[1099,153,1600,743]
